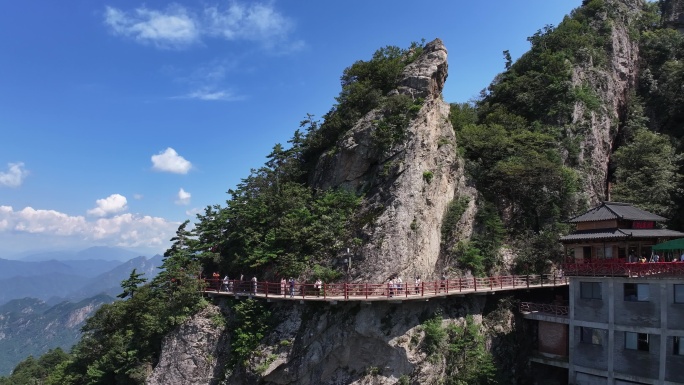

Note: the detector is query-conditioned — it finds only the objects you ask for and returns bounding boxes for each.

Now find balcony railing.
[561,261,684,278]
[519,301,568,316]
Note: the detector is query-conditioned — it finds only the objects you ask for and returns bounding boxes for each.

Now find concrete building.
[522,202,684,384]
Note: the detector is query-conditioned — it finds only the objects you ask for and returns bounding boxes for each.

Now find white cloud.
[0,162,29,188]
[133,193,144,200]
[104,2,298,50]
[151,147,192,174]
[104,5,199,49]
[182,88,244,101]
[175,188,191,205]
[0,205,178,250]
[87,194,128,217]
[203,3,292,45]
[185,207,201,217]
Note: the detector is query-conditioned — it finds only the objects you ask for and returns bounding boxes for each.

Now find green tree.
[611,128,681,217]
[0,348,70,385]
[445,315,497,385]
[117,269,147,299]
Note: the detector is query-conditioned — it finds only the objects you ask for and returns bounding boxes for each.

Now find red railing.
[519,302,569,316]
[202,274,569,301]
[561,261,684,278]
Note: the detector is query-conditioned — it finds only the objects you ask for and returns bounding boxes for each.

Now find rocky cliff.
[146,293,541,385]
[569,0,643,204]
[312,39,474,282]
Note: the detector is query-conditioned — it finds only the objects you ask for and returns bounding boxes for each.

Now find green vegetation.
[0,349,70,385]
[229,299,272,368]
[422,170,434,183]
[441,196,470,243]
[303,42,424,166]
[420,315,497,384]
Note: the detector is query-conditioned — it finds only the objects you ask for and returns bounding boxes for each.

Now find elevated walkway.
[203,274,568,303]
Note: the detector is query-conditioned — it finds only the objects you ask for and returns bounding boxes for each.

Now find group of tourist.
[627,253,684,263]
[209,273,455,298]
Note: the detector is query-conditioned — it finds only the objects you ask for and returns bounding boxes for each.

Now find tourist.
[251,276,257,295]
[289,278,295,298]
[440,272,447,292]
[212,272,220,291]
[396,276,403,295]
[221,275,229,292]
[280,277,286,296]
[414,276,421,294]
[315,278,322,297]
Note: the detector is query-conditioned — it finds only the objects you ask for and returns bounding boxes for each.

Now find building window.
[624,283,650,302]
[580,327,602,345]
[625,332,649,351]
[580,282,601,300]
[675,337,684,356]
[675,285,684,304]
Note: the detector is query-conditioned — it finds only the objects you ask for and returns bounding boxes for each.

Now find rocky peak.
[310,38,471,282]
[395,38,448,100]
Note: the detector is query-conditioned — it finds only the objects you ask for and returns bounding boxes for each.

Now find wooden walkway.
[203,274,568,303]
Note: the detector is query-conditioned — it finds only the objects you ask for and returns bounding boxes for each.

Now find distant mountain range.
[0,294,115,376]
[0,250,166,376]
[0,254,165,305]
[15,246,143,262]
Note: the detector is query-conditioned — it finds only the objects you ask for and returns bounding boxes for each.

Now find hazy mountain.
[0,259,74,280]
[20,246,142,262]
[0,294,115,376]
[66,254,164,300]
[0,274,89,305]
[59,259,123,277]
[0,255,163,306]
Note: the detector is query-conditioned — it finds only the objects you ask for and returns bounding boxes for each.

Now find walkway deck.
[203,274,569,303]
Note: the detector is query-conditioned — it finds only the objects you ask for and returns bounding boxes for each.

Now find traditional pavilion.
[560,201,684,262]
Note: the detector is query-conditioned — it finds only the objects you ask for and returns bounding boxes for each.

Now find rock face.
[661,0,684,32]
[146,305,227,385]
[569,0,642,204]
[312,39,472,282]
[150,295,533,385]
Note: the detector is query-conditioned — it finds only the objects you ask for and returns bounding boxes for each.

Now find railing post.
[365,283,368,299]
[446,279,449,294]
[344,283,348,300]
[459,277,462,293]
[323,283,327,300]
[473,277,477,292]
[421,281,424,297]
[526,274,530,288]
[265,282,268,298]
[490,277,493,290]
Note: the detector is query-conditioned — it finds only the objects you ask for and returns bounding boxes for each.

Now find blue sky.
[0,0,582,257]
